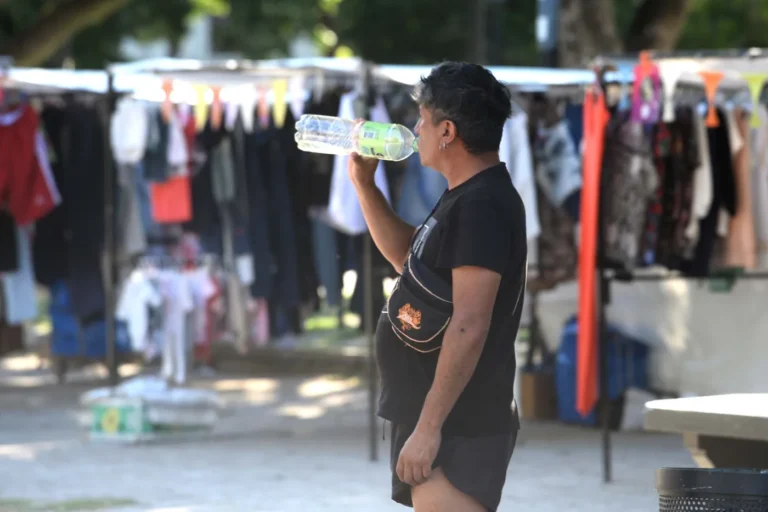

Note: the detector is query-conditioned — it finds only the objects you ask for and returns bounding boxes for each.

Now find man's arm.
[350,153,415,273]
[396,265,500,485]
[417,266,500,432]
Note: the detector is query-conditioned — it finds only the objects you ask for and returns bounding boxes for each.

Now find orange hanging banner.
[210,87,223,130]
[576,80,610,418]
[161,80,174,123]
[698,70,724,128]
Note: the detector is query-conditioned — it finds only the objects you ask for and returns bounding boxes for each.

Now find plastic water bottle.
[294,114,417,162]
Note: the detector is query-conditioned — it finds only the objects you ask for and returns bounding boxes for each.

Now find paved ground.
[0,355,693,511]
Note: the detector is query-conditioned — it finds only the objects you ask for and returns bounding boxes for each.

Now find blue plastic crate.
[49,280,130,358]
[555,316,649,425]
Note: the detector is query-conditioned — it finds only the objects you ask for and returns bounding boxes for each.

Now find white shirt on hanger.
[166,110,189,174]
[116,269,163,352]
[685,111,714,242]
[499,111,541,241]
[111,98,149,165]
[328,92,391,235]
[159,269,194,385]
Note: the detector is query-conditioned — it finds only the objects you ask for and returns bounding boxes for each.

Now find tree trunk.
[557,0,622,67]
[6,0,132,67]
[557,0,691,67]
[624,0,691,52]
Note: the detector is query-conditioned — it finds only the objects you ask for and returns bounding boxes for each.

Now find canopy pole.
[103,70,119,387]
[354,60,379,463]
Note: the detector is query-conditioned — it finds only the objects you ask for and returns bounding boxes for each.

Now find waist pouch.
[387,253,453,353]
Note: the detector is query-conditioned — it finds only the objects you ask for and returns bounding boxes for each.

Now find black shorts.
[389,422,517,512]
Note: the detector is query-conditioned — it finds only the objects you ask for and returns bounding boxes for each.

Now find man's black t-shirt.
[376,163,527,437]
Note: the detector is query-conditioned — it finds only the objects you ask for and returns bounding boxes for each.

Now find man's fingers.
[403,463,414,486]
[396,455,405,483]
[421,463,432,482]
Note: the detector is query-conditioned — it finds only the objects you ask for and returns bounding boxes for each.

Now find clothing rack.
[0,58,127,386]
[108,57,385,461]
[591,51,768,484]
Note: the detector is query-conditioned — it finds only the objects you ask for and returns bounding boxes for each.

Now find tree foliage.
[1,0,768,69]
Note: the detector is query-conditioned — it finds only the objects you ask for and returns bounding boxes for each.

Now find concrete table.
[644,394,768,469]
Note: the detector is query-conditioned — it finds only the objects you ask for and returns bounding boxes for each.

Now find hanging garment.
[185,267,218,350]
[116,164,147,260]
[1,225,37,324]
[211,137,237,204]
[723,109,756,269]
[47,104,107,319]
[150,175,192,224]
[328,92,391,235]
[0,105,61,225]
[751,104,768,268]
[166,110,189,175]
[311,216,342,307]
[684,109,714,250]
[670,111,700,266]
[530,186,577,292]
[396,153,447,226]
[576,85,610,418]
[0,211,17,272]
[278,108,319,309]
[500,111,541,240]
[301,92,342,208]
[159,270,194,385]
[641,123,669,266]
[602,111,658,272]
[682,109,734,276]
[247,115,302,310]
[531,119,582,211]
[653,113,698,269]
[143,108,171,182]
[111,98,148,164]
[116,269,163,353]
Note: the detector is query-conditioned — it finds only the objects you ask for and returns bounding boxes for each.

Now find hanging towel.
[110,98,148,164]
[685,110,714,245]
[500,112,541,240]
[327,92,391,235]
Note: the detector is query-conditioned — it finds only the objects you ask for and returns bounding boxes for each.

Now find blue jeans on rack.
[311,217,342,307]
[396,154,446,226]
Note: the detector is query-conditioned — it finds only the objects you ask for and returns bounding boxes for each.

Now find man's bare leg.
[411,468,486,512]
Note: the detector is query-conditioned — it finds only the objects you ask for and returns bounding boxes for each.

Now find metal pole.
[354,61,378,463]
[595,100,611,482]
[364,233,377,462]
[103,71,119,387]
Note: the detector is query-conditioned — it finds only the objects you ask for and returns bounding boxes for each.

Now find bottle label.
[357,121,391,159]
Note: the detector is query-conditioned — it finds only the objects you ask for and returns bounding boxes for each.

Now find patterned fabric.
[640,123,669,266]
[652,112,700,269]
[530,186,577,292]
[602,111,658,272]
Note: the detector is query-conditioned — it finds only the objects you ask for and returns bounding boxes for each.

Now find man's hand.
[396,426,441,486]
[348,119,379,188]
[348,151,379,188]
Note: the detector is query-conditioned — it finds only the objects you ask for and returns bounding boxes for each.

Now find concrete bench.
[644,394,768,469]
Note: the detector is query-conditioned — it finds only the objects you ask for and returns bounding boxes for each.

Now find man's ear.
[442,120,457,145]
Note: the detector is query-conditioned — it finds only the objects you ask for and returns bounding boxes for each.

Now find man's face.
[414,106,439,168]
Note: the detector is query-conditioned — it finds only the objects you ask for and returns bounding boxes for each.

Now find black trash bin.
[657,467,768,511]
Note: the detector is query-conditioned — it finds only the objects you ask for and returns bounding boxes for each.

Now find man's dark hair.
[412,61,512,155]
